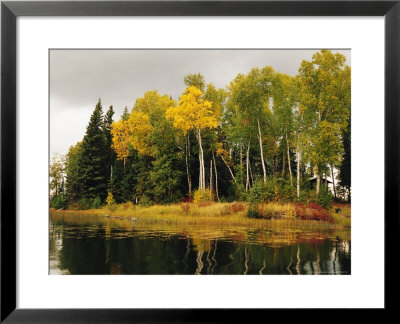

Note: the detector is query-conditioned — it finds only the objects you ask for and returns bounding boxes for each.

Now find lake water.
[49,214,350,275]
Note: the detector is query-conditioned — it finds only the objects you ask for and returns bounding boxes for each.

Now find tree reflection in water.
[49,215,350,275]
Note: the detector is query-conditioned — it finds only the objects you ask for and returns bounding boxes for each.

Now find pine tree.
[65,141,83,202]
[121,106,130,121]
[79,99,108,201]
[103,105,115,189]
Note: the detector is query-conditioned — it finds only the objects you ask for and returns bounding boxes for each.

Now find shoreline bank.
[50,202,351,228]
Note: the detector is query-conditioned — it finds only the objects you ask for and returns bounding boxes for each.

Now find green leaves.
[61,50,351,206]
[298,50,351,192]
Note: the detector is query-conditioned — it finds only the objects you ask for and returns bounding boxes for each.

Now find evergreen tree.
[102,105,115,189]
[184,73,205,92]
[78,99,108,201]
[60,50,351,207]
[121,106,130,121]
[65,141,83,202]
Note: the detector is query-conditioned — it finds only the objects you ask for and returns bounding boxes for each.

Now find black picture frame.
[1,0,398,322]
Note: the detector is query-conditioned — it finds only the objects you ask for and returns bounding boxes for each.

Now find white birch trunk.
[249,160,254,186]
[286,132,293,187]
[257,118,267,183]
[185,134,192,197]
[212,151,219,201]
[331,164,336,199]
[246,141,250,192]
[296,144,301,198]
[221,155,237,185]
[210,159,213,198]
[197,129,206,191]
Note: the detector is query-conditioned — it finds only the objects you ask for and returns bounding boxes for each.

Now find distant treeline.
[50,50,351,210]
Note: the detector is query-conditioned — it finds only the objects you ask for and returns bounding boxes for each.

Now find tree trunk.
[209,159,213,199]
[316,170,321,196]
[239,144,243,168]
[185,133,192,197]
[296,245,301,275]
[212,151,219,201]
[257,118,267,183]
[281,152,286,178]
[243,247,249,275]
[331,164,337,199]
[286,132,293,187]
[220,155,237,185]
[196,129,206,191]
[239,144,244,185]
[249,161,254,186]
[296,144,301,198]
[195,248,204,275]
[246,141,251,192]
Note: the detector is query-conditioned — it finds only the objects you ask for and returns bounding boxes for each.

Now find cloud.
[50,49,351,156]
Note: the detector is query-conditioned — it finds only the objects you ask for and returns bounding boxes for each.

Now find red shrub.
[122,202,133,209]
[180,203,190,215]
[295,202,333,222]
[182,197,193,203]
[197,201,213,208]
[231,202,245,213]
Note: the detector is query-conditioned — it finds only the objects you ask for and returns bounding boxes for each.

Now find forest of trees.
[50,50,351,210]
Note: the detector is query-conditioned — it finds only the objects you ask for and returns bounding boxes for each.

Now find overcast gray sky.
[50,49,350,156]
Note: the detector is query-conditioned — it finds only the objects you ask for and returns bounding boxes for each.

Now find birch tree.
[166,86,218,192]
[228,67,275,183]
[298,50,351,195]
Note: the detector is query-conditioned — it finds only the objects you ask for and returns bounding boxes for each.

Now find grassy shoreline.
[50,201,351,228]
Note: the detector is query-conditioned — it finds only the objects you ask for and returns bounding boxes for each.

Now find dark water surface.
[50,214,350,275]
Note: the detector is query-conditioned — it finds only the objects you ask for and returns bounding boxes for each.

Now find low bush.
[193,189,213,203]
[230,202,245,213]
[79,197,92,210]
[318,189,333,209]
[67,202,81,210]
[246,203,263,219]
[182,196,193,203]
[180,203,190,215]
[247,180,267,204]
[222,202,246,216]
[50,194,68,210]
[139,195,154,207]
[295,202,333,222]
[197,201,213,208]
[91,196,102,209]
[122,201,134,209]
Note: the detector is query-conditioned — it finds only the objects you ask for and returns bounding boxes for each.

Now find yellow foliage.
[127,111,154,156]
[193,188,213,203]
[166,86,218,134]
[111,120,130,161]
[112,91,175,158]
[106,192,115,206]
[134,90,176,117]
[215,143,233,165]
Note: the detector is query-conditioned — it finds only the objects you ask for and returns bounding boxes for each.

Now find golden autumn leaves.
[166,86,218,191]
[165,86,218,134]
[110,86,219,192]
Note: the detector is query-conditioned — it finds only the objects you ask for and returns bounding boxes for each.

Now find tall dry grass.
[50,200,350,230]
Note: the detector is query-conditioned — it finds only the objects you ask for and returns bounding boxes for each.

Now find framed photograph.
[1,0,398,321]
